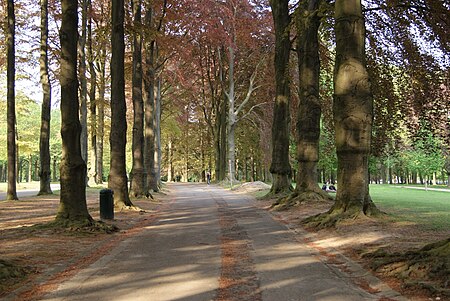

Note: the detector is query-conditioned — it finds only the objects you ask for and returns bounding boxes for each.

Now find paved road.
[40,183,404,301]
[0,184,60,201]
[394,185,450,192]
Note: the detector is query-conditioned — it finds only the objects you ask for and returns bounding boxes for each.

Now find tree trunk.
[38,0,53,195]
[52,156,57,182]
[215,94,227,181]
[27,154,32,183]
[129,0,147,197]
[445,156,450,187]
[294,0,329,200]
[96,48,106,184]
[109,0,133,209]
[268,0,292,195]
[143,4,157,192]
[331,0,379,217]
[56,0,92,224]
[79,0,88,181]
[226,46,237,181]
[167,138,173,182]
[6,0,18,200]
[154,77,162,188]
[87,0,97,187]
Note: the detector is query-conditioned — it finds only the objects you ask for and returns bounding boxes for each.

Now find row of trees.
[1,0,448,224]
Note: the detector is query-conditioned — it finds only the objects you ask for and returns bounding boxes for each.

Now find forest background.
[0,0,449,193]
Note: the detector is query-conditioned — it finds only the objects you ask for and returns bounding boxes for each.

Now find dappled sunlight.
[256,255,317,272]
[313,231,391,249]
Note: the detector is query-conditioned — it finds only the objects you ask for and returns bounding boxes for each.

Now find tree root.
[363,238,450,296]
[263,186,292,200]
[271,190,333,211]
[33,219,119,234]
[302,208,363,229]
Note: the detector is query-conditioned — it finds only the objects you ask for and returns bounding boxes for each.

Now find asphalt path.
[0,184,60,201]
[39,183,405,301]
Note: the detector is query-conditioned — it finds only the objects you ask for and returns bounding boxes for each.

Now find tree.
[274,0,331,209]
[331,0,380,216]
[56,0,93,224]
[294,0,331,199]
[38,0,52,195]
[129,0,147,197]
[143,2,157,192]
[109,0,134,209]
[221,45,260,181]
[268,0,292,194]
[79,0,88,180]
[87,0,97,186]
[6,0,18,200]
[306,0,380,227]
[143,0,167,192]
[95,7,109,185]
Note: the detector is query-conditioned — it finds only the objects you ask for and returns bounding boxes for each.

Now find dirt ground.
[0,183,448,301]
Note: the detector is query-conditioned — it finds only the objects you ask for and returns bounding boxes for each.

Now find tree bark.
[144,54,156,189]
[6,0,18,201]
[129,0,147,197]
[56,0,92,223]
[38,0,53,195]
[109,0,133,209]
[79,0,88,180]
[294,0,329,200]
[154,77,162,188]
[226,46,237,181]
[87,0,97,186]
[96,47,106,184]
[143,4,157,192]
[167,138,173,181]
[269,0,292,194]
[331,0,379,216]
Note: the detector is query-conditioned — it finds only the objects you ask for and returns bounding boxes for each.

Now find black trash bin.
[99,189,114,220]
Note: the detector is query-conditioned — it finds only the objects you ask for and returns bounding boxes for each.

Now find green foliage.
[16,92,41,156]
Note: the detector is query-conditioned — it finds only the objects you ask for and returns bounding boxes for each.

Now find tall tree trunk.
[220,101,227,181]
[38,0,53,195]
[167,138,173,182]
[294,0,329,201]
[109,0,133,209]
[129,0,147,197]
[56,0,92,224]
[331,0,379,217]
[6,0,18,200]
[269,0,292,195]
[215,94,227,181]
[52,156,57,182]
[154,77,162,188]
[143,5,157,192]
[27,154,32,183]
[222,45,259,182]
[87,0,97,186]
[96,48,106,184]
[226,46,237,181]
[79,0,88,178]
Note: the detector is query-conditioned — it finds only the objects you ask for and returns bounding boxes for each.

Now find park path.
[39,183,401,301]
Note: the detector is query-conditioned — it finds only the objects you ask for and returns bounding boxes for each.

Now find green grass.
[370,185,450,230]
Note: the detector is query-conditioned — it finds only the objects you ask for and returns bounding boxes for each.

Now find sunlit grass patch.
[370,185,450,230]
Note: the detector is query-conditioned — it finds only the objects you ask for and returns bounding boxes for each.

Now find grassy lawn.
[370,184,450,230]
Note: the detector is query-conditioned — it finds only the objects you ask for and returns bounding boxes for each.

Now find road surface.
[39,183,405,301]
